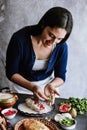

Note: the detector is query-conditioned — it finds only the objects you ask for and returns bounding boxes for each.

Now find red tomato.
[38,103,45,110]
[4,110,16,116]
[59,104,71,112]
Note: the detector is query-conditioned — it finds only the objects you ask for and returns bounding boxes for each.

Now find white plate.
[18,103,54,116]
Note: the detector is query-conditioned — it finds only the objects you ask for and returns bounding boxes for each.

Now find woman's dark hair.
[31,7,73,43]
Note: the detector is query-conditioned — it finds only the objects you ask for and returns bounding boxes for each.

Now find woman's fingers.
[54,89,60,96]
[33,91,47,101]
[51,93,55,105]
[44,86,50,96]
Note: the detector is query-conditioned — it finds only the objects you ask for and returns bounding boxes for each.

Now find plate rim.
[17,102,55,117]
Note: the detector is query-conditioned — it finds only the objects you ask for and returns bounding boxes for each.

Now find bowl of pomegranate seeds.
[1,108,18,119]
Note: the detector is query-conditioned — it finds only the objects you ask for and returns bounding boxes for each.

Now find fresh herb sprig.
[47,96,52,103]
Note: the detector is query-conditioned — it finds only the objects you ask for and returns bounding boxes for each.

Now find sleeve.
[54,43,68,82]
[6,33,21,80]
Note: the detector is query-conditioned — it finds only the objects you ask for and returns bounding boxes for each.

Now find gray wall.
[0,0,87,98]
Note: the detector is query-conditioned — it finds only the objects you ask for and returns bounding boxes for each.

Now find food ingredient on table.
[4,110,17,116]
[59,97,87,115]
[54,113,77,129]
[23,118,50,130]
[47,96,52,103]
[59,117,75,126]
[1,108,18,120]
[59,104,71,112]
[25,97,53,114]
[54,113,72,122]
[69,108,77,118]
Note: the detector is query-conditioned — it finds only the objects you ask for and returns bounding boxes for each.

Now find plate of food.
[14,118,59,130]
[18,97,55,116]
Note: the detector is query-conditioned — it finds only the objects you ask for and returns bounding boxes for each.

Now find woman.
[6,7,73,104]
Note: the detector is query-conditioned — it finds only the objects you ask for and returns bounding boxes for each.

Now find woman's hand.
[32,85,47,101]
[44,84,60,105]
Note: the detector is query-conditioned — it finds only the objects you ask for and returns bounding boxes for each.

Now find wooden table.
[10,93,87,130]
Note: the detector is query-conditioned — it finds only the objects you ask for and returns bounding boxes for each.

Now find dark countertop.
[10,93,87,130]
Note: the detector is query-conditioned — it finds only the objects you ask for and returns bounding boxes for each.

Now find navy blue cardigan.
[6,26,68,82]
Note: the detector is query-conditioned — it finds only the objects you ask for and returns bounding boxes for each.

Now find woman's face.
[40,27,67,47]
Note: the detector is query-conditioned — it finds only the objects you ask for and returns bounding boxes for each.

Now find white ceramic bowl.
[1,108,18,120]
[59,118,77,130]
[54,113,72,122]
[54,113,77,130]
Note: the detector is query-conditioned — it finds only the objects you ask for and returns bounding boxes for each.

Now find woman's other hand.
[44,84,60,105]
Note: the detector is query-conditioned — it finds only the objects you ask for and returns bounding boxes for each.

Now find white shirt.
[32,59,49,71]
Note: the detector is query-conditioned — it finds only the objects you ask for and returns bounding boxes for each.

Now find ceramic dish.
[54,113,77,130]
[14,118,59,130]
[18,103,54,116]
[0,92,18,108]
[1,108,18,119]
[54,113,72,122]
[59,118,77,130]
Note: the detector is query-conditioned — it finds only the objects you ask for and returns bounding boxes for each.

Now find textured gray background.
[0,0,87,98]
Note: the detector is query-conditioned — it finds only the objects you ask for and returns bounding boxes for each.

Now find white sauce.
[0,93,13,100]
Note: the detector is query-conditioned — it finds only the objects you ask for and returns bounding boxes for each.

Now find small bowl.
[54,113,72,122]
[1,108,18,120]
[59,118,77,130]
